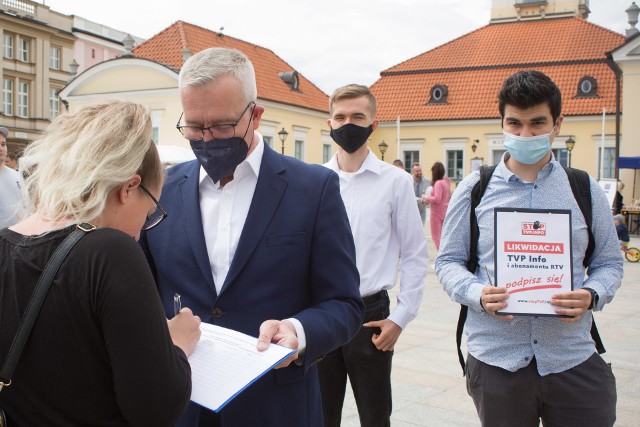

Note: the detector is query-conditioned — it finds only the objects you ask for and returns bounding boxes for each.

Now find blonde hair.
[19,100,161,223]
[179,48,257,105]
[329,84,377,117]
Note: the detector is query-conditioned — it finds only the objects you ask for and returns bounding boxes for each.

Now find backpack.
[455,164,605,375]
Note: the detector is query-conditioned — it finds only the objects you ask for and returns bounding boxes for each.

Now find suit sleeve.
[293,170,365,371]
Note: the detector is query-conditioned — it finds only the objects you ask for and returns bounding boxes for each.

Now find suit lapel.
[220,145,287,294]
[177,162,217,296]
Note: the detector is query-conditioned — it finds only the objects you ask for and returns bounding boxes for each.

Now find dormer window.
[427,84,448,104]
[576,76,598,98]
[278,71,300,91]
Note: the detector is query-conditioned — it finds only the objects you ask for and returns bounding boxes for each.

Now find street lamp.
[378,140,388,161]
[278,127,288,155]
[565,136,575,167]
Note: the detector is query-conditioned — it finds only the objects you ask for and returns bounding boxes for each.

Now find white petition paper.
[188,322,295,412]
[494,208,573,316]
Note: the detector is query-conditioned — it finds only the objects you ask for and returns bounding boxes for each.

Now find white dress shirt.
[324,149,429,329]
[199,133,306,350]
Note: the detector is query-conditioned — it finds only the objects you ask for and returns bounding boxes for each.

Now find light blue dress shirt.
[436,154,623,376]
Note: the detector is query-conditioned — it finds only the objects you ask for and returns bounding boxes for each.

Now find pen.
[174,293,182,316]
[484,265,494,286]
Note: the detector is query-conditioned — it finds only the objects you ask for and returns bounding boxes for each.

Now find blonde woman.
[0,100,201,426]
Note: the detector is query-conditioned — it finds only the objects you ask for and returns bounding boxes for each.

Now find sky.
[42,0,635,94]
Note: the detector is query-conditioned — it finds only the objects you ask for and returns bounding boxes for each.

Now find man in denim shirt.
[436,70,623,427]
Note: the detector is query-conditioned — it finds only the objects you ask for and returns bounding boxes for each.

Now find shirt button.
[534,185,538,189]
[524,357,529,361]
[225,190,231,195]
[534,340,538,344]
[212,308,224,318]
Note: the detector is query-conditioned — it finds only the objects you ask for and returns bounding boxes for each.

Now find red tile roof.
[133,21,328,113]
[371,17,625,122]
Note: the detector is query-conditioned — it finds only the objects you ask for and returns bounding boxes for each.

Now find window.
[403,151,420,172]
[17,81,29,117]
[598,147,616,179]
[263,135,273,150]
[576,76,597,98]
[18,37,29,62]
[446,150,464,181]
[3,34,13,59]
[551,148,569,167]
[2,79,13,116]
[50,46,61,70]
[295,140,304,160]
[428,84,448,104]
[322,143,332,163]
[278,71,300,91]
[492,149,506,166]
[151,110,163,144]
[49,88,59,120]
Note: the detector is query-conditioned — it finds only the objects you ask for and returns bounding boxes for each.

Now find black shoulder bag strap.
[563,166,605,354]
[456,165,496,375]
[0,223,96,391]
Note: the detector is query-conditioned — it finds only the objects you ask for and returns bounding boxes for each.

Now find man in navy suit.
[140,48,364,427]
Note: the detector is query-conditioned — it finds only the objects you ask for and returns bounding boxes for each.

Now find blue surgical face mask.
[503,127,555,165]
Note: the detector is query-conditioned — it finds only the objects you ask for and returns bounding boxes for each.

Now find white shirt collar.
[326,148,382,176]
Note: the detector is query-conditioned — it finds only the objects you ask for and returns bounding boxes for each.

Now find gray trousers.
[466,352,616,427]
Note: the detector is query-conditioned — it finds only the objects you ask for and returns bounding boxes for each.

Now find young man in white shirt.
[319,84,429,427]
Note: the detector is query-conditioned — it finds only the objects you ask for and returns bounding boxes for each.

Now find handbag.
[0,223,96,426]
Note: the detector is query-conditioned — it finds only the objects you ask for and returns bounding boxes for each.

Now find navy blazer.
[140,142,364,427]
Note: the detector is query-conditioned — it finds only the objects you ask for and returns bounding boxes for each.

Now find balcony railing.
[2,0,35,15]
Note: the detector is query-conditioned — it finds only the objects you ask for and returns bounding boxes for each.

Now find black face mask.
[190,109,254,183]
[330,123,373,153]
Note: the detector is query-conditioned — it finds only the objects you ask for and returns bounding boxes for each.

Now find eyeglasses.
[176,102,254,141]
[139,184,168,231]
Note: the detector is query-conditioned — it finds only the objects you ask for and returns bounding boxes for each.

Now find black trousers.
[466,352,616,427]
[317,291,393,427]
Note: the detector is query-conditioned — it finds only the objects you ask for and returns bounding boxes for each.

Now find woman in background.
[0,100,201,426]
[423,161,451,250]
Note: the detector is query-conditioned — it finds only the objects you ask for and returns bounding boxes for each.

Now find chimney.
[122,34,135,56]
[627,2,640,37]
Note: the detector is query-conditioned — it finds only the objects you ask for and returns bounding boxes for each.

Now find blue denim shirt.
[436,154,623,376]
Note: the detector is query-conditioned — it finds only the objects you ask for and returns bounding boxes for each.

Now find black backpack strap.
[563,166,605,354]
[457,166,496,375]
[563,166,594,267]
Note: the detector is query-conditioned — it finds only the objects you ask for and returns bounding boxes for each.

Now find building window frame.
[17,80,29,118]
[295,140,305,160]
[592,135,616,180]
[3,33,14,59]
[293,126,309,161]
[49,46,61,70]
[400,140,424,173]
[441,139,467,182]
[2,78,14,116]
[321,130,333,164]
[18,37,29,62]
[49,87,60,120]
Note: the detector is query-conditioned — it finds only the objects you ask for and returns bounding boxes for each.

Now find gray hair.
[178,48,257,104]
[614,214,625,224]
[19,100,161,223]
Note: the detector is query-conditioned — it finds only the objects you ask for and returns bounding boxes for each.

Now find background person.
[412,163,431,225]
[614,214,630,248]
[4,151,18,170]
[0,101,201,426]
[140,48,364,427]
[319,84,428,427]
[0,127,23,228]
[423,161,450,250]
[436,70,622,427]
